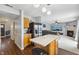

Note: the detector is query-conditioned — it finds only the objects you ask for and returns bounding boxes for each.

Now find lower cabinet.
[24,34,31,47]
[49,40,58,55]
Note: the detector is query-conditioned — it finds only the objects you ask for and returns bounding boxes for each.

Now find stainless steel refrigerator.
[29,22,42,38]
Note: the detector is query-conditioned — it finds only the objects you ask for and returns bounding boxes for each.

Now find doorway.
[0,23,12,54]
[1,24,5,38]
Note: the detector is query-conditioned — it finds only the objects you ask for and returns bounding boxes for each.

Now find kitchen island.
[31,34,59,55]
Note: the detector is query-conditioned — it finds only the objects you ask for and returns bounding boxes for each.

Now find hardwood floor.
[0,37,32,55]
[58,48,78,55]
[0,37,78,55]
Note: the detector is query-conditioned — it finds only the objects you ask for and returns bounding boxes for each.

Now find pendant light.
[42,7,47,13]
[47,11,51,15]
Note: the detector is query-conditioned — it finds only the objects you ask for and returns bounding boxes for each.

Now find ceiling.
[0,10,18,19]
[10,4,79,16]
[10,4,79,23]
[0,4,79,23]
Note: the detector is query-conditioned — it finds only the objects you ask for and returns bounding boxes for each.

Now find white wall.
[14,14,24,50]
[9,11,24,50]
[42,23,51,30]
[14,19,22,49]
[31,16,41,23]
[62,23,67,35]
[0,17,13,37]
[75,20,79,41]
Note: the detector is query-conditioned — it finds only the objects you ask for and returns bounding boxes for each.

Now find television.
[51,23,62,31]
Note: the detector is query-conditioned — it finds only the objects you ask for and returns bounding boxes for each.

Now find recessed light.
[47,11,51,15]
[33,4,40,8]
[42,7,47,13]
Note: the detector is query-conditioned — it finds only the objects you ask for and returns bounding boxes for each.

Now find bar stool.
[32,48,48,55]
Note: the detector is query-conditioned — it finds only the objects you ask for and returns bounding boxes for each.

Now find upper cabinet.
[24,17,30,28]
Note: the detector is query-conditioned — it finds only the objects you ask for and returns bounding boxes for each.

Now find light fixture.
[47,11,51,15]
[42,7,47,13]
[33,4,40,8]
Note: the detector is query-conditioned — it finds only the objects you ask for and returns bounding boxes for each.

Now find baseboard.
[15,41,24,50]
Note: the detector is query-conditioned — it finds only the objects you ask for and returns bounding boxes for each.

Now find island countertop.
[30,34,59,47]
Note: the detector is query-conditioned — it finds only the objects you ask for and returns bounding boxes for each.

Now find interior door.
[1,24,5,36]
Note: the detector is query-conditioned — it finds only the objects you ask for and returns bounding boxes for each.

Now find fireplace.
[67,30,74,37]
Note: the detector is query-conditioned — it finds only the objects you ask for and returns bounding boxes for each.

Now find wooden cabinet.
[23,17,31,48]
[24,17,29,28]
[24,34,31,47]
[49,40,58,55]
